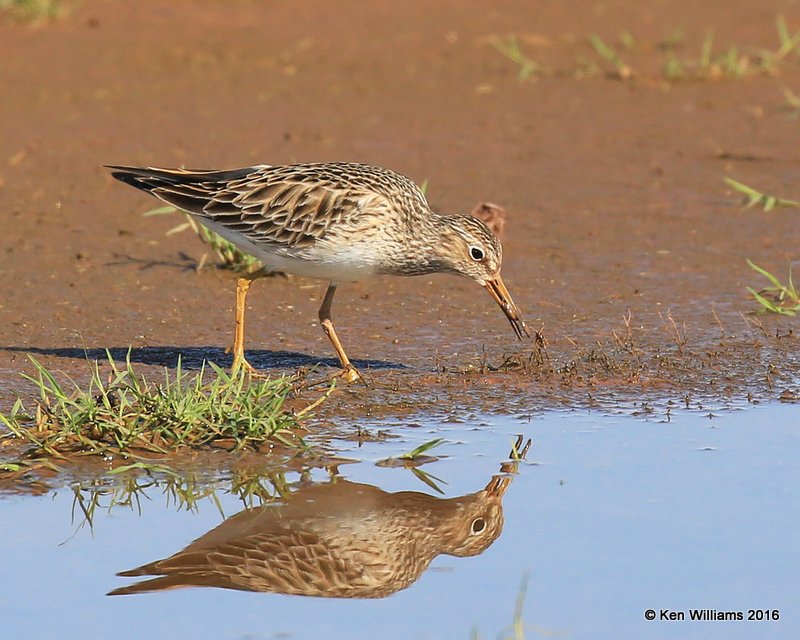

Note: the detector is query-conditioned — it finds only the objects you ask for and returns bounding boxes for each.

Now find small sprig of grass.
[0,0,64,22]
[688,31,750,79]
[667,18,800,81]
[375,438,448,493]
[619,31,635,50]
[0,353,327,459]
[775,14,800,61]
[491,35,543,81]
[589,34,634,79]
[399,437,445,460]
[724,177,800,211]
[571,56,601,79]
[716,43,750,79]
[664,54,686,80]
[144,206,262,273]
[376,437,446,472]
[746,260,800,316]
[781,86,800,118]
[658,27,686,51]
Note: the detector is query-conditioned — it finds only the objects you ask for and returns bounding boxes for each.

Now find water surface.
[1,403,798,639]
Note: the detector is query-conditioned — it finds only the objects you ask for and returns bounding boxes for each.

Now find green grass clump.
[666,18,800,81]
[724,179,799,315]
[0,354,326,459]
[488,17,799,85]
[0,0,64,21]
[491,35,543,81]
[774,14,800,61]
[746,260,800,316]
[781,86,800,117]
[398,437,445,461]
[145,206,262,274]
[724,177,800,211]
[375,438,447,493]
[589,33,635,79]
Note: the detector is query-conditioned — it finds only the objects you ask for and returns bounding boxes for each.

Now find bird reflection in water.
[110,437,530,598]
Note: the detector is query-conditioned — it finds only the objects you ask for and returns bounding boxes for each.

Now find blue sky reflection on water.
[1,402,798,639]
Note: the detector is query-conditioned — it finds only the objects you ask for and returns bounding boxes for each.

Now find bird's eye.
[471,517,486,534]
[470,246,484,261]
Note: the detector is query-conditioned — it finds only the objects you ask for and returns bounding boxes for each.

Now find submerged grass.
[0,353,329,460]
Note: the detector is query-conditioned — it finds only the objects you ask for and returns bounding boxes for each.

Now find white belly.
[198,218,380,283]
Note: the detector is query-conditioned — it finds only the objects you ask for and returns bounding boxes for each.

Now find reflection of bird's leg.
[499,435,533,474]
[318,283,363,384]
[485,436,532,496]
[232,271,264,375]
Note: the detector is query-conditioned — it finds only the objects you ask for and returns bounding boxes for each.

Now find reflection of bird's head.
[442,475,510,557]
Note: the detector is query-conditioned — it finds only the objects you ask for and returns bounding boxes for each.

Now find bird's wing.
[107,165,384,249]
[111,529,389,597]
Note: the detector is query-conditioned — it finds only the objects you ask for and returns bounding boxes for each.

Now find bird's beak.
[484,275,530,340]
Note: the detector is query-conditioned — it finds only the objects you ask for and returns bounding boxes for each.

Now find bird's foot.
[333,365,367,386]
[232,355,266,378]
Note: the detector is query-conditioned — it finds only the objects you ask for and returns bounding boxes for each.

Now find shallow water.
[1,403,798,639]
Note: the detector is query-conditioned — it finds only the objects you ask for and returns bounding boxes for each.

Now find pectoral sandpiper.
[108,162,529,381]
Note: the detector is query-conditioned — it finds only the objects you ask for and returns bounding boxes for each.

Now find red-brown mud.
[1,0,799,430]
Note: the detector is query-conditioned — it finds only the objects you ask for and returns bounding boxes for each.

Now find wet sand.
[1,0,799,426]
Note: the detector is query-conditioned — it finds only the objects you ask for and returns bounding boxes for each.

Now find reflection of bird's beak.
[484,275,530,340]
[484,475,511,497]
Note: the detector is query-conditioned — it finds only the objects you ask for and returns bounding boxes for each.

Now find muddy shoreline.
[2,0,799,428]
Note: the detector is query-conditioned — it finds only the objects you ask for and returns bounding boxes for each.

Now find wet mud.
[2,0,799,438]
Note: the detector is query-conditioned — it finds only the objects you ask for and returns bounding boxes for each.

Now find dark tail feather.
[106,167,157,193]
[108,571,243,596]
[105,165,257,214]
[105,165,257,190]
[107,574,195,596]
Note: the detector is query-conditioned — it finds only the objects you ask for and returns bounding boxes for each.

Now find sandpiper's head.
[442,475,512,557]
[442,215,505,283]
[442,215,530,340]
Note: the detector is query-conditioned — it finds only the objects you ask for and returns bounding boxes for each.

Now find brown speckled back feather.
[107,162,429,249]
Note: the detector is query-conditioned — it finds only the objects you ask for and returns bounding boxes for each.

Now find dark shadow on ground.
[106,252,200,272]
[1,346,405,372]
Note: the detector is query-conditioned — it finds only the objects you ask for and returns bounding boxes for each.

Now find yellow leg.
[231,272,262,375]
[318,283,363,384]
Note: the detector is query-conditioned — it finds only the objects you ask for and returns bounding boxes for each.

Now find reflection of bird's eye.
[471,517,486,534]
